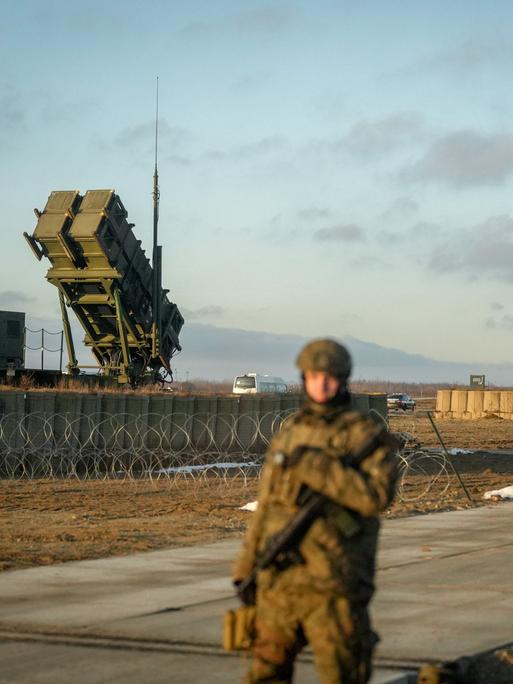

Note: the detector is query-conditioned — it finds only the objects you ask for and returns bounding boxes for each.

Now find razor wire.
[0,410,294,481]
[0,410,451,501]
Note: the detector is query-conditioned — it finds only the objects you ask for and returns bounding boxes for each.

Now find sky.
[3,1,513,383]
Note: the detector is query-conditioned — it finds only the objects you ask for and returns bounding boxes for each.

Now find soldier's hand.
[233,578,256,606]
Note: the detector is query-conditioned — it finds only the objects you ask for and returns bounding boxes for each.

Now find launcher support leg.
[58,290,79,375]
[113,287,131,384]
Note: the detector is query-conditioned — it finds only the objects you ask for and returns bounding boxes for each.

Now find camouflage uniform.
[233,340,398,684]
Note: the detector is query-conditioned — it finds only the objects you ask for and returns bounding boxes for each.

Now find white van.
[233,373,287,394]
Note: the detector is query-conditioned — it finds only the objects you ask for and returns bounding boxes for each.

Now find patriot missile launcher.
[24,189,183,385]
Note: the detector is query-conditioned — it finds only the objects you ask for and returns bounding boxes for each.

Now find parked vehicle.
[387,393,416,411]
[233,373,287,394]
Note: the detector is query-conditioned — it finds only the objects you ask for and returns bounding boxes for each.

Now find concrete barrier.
[450,390,468,415]
[500,391,513,419]
[466,390,484,418]
[0,391,387,456]
[436,390,452,413]
[483,391,501,416]
[436,389,513,419]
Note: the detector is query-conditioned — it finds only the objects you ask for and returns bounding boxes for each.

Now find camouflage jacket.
[233,402,398,604]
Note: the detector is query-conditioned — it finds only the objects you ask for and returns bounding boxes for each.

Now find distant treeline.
[129,378,503,397]
[350,380,466,397]
[184,378,469,397]
[2,376,507,397]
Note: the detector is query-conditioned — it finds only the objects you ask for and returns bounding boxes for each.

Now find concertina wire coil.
[0,410,451,502]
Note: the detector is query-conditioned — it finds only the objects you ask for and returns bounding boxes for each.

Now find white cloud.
[180,5,300,39]
[424,38,513,73]
[381,196,420,221]
[409,221,442,240]
[485,315,513,330]
[113,120,192,150]
[377,230,403,246]
[0,84,26,151]
[204,135,287,162]
[0,290,36,307]
[403,131,513,187]
[314,224,365,242]
[233,5,300,34]
[297,207,332,222]
[339,113,425,159]
[426,215,513,281]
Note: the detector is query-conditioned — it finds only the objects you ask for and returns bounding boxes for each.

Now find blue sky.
[3,1,513,381]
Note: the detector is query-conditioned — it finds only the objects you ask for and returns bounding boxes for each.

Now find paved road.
[1,502,512,683]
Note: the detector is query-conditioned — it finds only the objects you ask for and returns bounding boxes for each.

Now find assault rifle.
[236,427,397,605]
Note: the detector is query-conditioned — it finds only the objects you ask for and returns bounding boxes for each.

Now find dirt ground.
[1,404,512,572]
[391,397,513,450]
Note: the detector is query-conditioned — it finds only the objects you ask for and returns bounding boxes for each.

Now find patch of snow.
[155,461,259,474]
[448,448,474,455]
[240,501,258,512]
[483,485,513,500]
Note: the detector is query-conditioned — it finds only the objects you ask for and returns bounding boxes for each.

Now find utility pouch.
[222,605,256,651]
[416,664,441,683]
[325,502,361,538]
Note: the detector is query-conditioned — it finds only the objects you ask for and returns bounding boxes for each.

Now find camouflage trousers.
[244,587,377,684]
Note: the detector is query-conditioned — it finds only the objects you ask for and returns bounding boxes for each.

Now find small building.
[0,310,25,374]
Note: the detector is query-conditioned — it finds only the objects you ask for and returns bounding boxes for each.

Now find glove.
[233,578,256,606]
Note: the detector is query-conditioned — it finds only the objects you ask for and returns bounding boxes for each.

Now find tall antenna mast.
[151,76,161,361]
[153,76,160,241]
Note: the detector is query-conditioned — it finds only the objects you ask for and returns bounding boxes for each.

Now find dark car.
[387,393,416,411]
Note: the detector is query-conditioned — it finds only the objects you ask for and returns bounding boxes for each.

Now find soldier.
[233,339,398,684]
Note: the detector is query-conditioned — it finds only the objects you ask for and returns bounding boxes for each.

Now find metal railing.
[24,326,64,371]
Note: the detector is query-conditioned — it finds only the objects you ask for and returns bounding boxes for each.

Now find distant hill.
[178,324,513,386]
[24,316,513,386]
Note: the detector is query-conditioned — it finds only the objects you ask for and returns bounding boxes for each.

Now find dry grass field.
[391,397,513,449]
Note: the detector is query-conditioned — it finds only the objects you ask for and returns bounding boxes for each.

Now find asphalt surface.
[1,502,513,683]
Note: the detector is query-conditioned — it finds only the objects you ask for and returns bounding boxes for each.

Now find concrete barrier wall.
[436,389,513,419]
[0,391,387,454]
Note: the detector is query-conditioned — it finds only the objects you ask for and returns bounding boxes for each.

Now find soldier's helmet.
[296,339,352,380]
